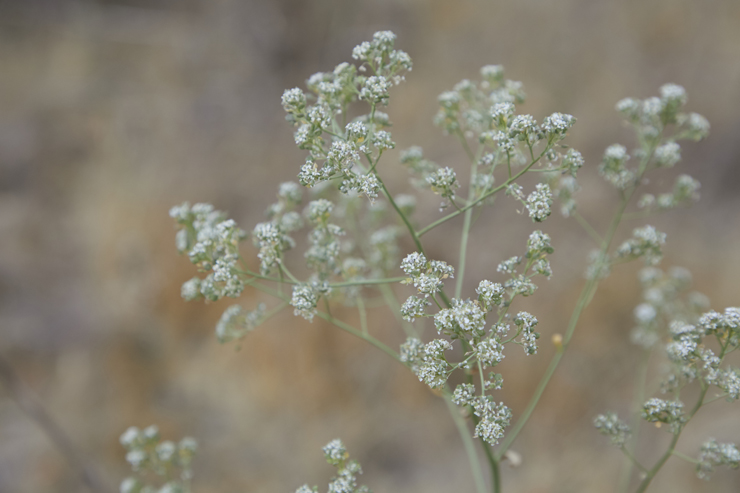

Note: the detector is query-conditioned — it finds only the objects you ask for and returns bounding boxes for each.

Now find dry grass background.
[0,0,739,492]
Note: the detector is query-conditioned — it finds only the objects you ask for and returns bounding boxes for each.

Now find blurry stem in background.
[356,295,369,335]
[618,349,652,493]
[378,283,419,338]
[572,210,603,245]
[444,393,488,493]
[0,353,107,493]
[455,132,483,300]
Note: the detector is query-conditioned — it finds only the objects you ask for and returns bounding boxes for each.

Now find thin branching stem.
[497,139,660,459]
[0,355,107,493]
[417,146,550,237]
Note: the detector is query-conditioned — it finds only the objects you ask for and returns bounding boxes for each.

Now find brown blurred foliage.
[0,0,739,492]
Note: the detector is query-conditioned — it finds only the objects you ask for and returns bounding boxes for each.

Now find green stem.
[379,283,418,338]
[670,450,699,464]
[497,139,660,459]
[619,446,648,474]
[241,269,405,288]
[376,174,426,256]
[417,147,549,237]
[634,338,730,492]
[357,295,369,336]
[279,264,301,284]
[331,277,407,287]
[314,310,400,362]
[618,349,651,493]
[262,301,290,322]
[634,432,681,493]
[455,138,482,299]
[443,394,488,493]
[573,210,603,245]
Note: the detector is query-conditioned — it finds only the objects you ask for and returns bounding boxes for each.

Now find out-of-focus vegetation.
[0,1,738,491]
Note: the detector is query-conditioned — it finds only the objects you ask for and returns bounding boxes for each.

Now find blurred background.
[1,0,739,491]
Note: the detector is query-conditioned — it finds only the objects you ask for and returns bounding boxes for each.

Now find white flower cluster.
[472,397,513,446]
[170,202,248,301]
[638,173,701,212]
[291,284,320,322]
[497,256,521,274]
[285,32,412,200]
[508,114,539,143]
[432,64,527,139]
[526,230,554,277]
[541,112,576,141]
[367,226,400,275]
[119,425,197,493]
[323,438,348,466]
[359,75,390,105]
[476,338,505,367]
[525,183,553,222]
[679,112,710,141]
[426,167,460,209]
[593,413,631,447]
[215,303,266,344]
[251,182,305,275]
[490,101,515,127]
[476,280,505,311]
[281,87,306,117]
[304,199,346,277]
[527,230,553,254]
[562,148,585,176]
[351,30,412,83]
[599,144,634,190]
[514,311,540,355]
[400,338,453,390]
[399,146,440,190]
[630,272,740,402]
[654,141,681,167]
[615,83,707,143]
[641,397,685,432]
[696,439,740,480]
[253,222,289,275]
[400,252,454,297]
[616,225,667,266]
[400,295,431,322]
[629,266,706,349]
[296,439,370,493]
[452,383,476,406]
[434,298,487,339]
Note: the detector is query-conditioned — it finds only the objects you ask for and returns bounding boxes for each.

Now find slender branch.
[240,268,405,288]
[378,283,419,338]
[357,295,369,336]
[620,446,648,474]
[670,450,699,464]
[634,331,730,492]
[313,311,400,362]
[331,277,407,287]
[417,147,550,237]
[279,263,301,284]
[618,349,652,493]
[497,139,661,458]
[455,137,482,299]
[376,175,426,255]
[634,432,681,493]
[572,210,603,245]
[0,354,107,493]
[443,394,488,493]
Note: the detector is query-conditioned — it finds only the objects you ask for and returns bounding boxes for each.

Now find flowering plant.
[120,31,737,493]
